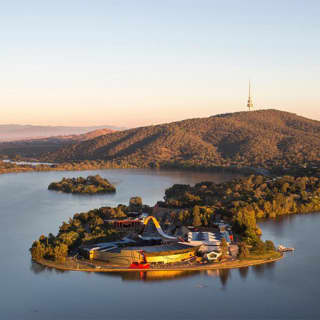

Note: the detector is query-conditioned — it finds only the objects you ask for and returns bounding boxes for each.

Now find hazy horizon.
[1,0,319,127]
[0,108,319,129]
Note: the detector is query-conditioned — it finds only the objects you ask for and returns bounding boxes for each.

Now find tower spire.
[247,81,253,111]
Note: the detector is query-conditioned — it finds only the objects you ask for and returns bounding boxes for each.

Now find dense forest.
[161,175,320,243]
[163,175,320,218]
[44,110,320,170]
[271,160,320,177]
[48,175,116,194]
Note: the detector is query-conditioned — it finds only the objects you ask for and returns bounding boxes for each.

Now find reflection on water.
[238,267,249,279]
[98,270,199,282]
[30,260,235,285]
[30,262,46,274]
[252,264,266,277]
[218,269,230,287]
[30,259,281,291]
[98,269,233,284]
[204,269,220,277]
[90,268,233,285]
[30,261,69,275]
[30,259,278,287]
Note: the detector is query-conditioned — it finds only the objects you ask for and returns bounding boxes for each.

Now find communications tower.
[247,81,253,111]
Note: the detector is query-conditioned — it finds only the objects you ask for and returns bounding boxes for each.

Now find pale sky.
[0,0,319,127]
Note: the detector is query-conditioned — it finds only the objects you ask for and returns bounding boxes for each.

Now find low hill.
[46,109,320,169]
[0,124,124,142]
[0,128,115,158]
[46,128,115,142]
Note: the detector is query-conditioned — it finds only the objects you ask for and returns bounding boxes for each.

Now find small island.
[48,174,116,194]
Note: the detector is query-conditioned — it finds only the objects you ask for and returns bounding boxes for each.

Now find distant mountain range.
[0,124,125,142]
[0,128,117,158]
[41,128,116,143]
[45,109,320,169]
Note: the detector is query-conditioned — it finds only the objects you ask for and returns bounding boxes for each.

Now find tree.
[53,243,68,262]
[129,196,143,211]
[251,239,266,254]
[192,205,202,227]
[281,182,290,194]
[30,240,46,260]
[178,210,185,223]
[220,238,228,258]
[116,206,127,218]
[238,242,250,259]
[58,231,79,247]
[265,240,276,251]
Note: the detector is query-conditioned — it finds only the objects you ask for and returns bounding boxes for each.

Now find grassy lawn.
[241,251,282,261]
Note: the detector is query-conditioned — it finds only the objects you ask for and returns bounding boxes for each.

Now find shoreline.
[33,253,283,273]
[0,161,259,176]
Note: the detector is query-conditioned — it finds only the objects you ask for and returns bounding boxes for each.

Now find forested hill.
[47,110,320,169]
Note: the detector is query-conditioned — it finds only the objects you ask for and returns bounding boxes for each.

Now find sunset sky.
[1,0,319,127]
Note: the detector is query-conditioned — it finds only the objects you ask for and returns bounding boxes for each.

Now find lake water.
[0,169,319,319]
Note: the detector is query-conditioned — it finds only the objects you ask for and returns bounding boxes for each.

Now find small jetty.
[278,245,295,252]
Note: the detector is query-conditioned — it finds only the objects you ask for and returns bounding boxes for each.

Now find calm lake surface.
[0,169,319,320]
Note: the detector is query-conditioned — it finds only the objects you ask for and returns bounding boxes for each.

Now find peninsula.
[30,172,320,272]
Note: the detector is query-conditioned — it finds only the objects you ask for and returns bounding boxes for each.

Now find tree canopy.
[48,175,116,194]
